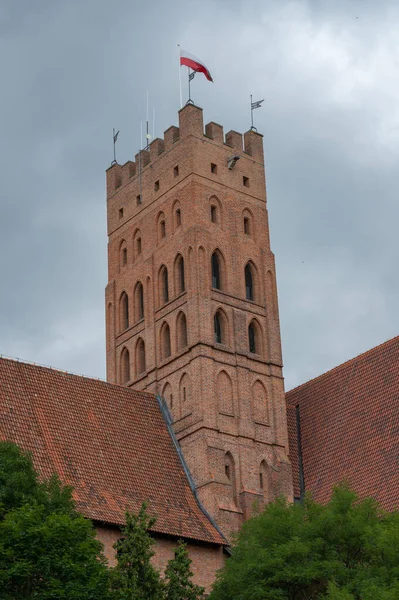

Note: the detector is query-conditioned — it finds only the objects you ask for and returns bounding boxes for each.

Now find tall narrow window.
[245,264,254,301]
[174,254,185,295]
[244,217,250,234]
[211,252,221,290]
[120,292,129,331]
[137,237,142,255]
[224,452,237,503]
[159,266,169,305]
[133,230,142,261]
[160,220,166,238]
[134,282,144,321]
[122,247,127,265]
[214,312,222,344]
[135,338,146,375]
[176,312,188,351]
[249,322,256,353]
[176,208,181,227]
[160,322,171,360]
[119,240,127,271]
[157,212,166,243]
[120,347,130,384]
[210,205,217,223]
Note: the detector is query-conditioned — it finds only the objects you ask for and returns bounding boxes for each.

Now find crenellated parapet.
[106,104,264,196]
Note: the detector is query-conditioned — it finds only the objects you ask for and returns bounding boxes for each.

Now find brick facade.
[96,525,225,593]
[105,104,293,539]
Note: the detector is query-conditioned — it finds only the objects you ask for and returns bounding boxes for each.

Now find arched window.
[135,338,146,376]
[133,229,142,261]
[134,282,144,322]
[224,452,237,503]
[252,380,269,424]
[209,196,221,225]
[176,311,188,351]
[248,320,262,355]
[259,460,271,499]
[245,263,254,301]
[159,265,169,305]
[173,200,182,231]
[160,322,171,361]
[214,309,228,345]
[119,240,127,271]
[179,373,192,416]
[157,212,166,242]
[217,371,234,415]
[242,209,254,238]
[120,292,129,331]
[120,347,130,384]
[211,252,221,290]
[162,382,173,412]
[174,254,185,295]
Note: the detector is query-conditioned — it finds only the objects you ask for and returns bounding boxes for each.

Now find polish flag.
[180,49,213,82]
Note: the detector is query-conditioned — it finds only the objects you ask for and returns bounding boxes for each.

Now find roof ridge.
[0,355,155,397]
[286,333,399,395]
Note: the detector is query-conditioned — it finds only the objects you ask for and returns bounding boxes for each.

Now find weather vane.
[250,95,264,131]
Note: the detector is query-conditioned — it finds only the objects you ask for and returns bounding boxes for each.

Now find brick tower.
[105,104,293,538]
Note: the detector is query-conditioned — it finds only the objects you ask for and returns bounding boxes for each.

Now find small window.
[211,253,221,290]
[211,163,217,174]
[210,205,217,223]
[225,464,230,480]
[260,472,264,489]
[176,208,181,227]
[249,323,256,353]
[159,266,169,305]
[120,348,130,384]
[160,322,171,360]
[119,208,124,219]
[160,220,166,238]
[214,312,222,344]
[244,217,250,235]
[174,165,179,177]
[154,180,160,192]
[245,264,254,301]
[137,237,142,255]
[122,247,127,265]
[243,176,249,188]
[136,194,141,205]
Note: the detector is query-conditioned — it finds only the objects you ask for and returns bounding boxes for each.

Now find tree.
[0,441,110,600]
[209,484,399,600]
[164,540,204,600]
[110,503,163,600]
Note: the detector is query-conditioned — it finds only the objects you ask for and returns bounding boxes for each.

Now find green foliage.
[0,441,110,599]
[209,484,399,600]
[164,540,204,600]
[110,503,163,600]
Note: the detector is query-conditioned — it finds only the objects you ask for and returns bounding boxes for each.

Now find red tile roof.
[0,357,224,545]
[286,336,399,512]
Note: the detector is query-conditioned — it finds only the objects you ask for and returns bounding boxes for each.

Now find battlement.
[106,104,264,195]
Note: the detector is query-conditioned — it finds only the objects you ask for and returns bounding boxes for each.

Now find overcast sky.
[1,0,398,390]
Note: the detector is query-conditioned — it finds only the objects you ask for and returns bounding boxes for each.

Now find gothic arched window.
[134,282,144,322]
[120,292,129,331]
[211,252,221,290]
[245,263,254,301]
[135,338,146,376]
[120,347,130,384]
[159,265,169,305]
[176,311,188,351]
[174,254,185,295]
[160,322,171,361]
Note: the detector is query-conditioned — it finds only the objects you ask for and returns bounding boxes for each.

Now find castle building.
[105,104,293,537]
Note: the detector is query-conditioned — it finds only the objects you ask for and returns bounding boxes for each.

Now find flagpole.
[250,95,254,130]
[178,44,183,109]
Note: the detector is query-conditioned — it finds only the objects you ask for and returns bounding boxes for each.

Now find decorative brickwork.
[105,104,293,539]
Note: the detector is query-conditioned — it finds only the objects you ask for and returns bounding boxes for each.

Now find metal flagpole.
[250,95,265,131]
[188,68,195,105]
[178,44,183,109]
[139,121,143,203]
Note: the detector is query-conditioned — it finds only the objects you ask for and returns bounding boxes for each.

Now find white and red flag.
[179,49,213,82]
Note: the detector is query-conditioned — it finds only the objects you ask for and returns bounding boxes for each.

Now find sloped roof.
[0,357,224,545]
[286,336,399,511]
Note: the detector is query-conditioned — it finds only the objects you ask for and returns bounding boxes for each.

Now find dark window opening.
[174,165,179,177]
[260,472,264,490]
[136,194,141,205]
[180,258,185,292]
[137,237,142,255]
[244,217,250,235]
[154,180,160,191]
[161,267,169,304]
[176,208,181,227]
[243,176,249,188]
[121,348,130,384]
[214,312,222,344]
[119,208,124,219]
[160,220,166,238]
[121,293,129,331]
[183,387,187,402]
[211,253,221,290]
[225,464,230,479]
[122,247,127,265]
[210,205,217,223]
[211,163,217,174]
[161,324,171,360]
[249,323,256,353]
[245,264,254,301]
[137,283,144,320]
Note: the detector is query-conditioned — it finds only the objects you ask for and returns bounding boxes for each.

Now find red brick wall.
[105,104,293,541]
[96,525,225,593]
